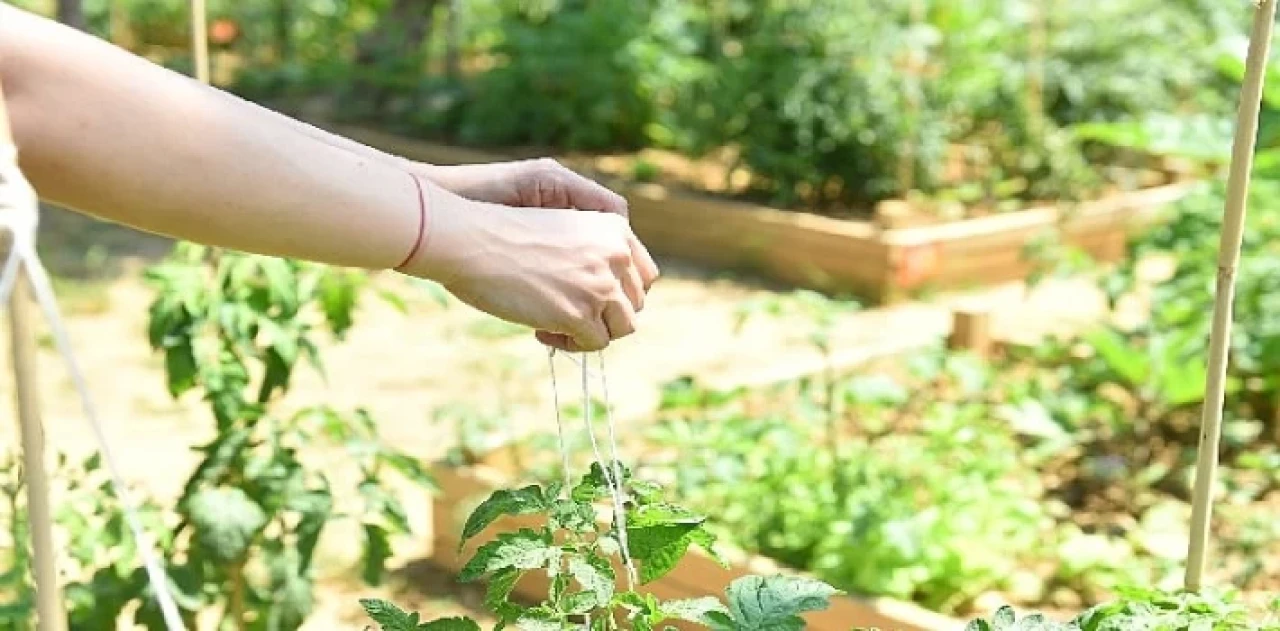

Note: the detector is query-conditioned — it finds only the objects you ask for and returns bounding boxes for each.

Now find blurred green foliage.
[36,0,1253,214]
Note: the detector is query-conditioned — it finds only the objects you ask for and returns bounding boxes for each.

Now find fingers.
[566,314,612,353]
[628,232,660,290]
[531,158,629,216]
[612,250,646,312]
[602,295,637,340]
[536,293,636,353]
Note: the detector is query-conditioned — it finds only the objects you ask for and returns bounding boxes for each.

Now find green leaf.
[422,618,484,631]
[459,529,561,583]
[1083,328,1148,388]
[572,462,630,503]
[993,606,1016,631]
[361,523,393,586]
[513,610,577,631]
[288,487,333,574]
[661,597,730,625]
[485,567,526,622]
[185,487,267,563]
[461,486,549,545]
[569,553,616,610]
[267,552,315,630]
[362,599,481,631]
[380,452,436,488]
[549,499,597,534]
[712,575,840,631]
[318,271,360,337]
[625,503,708,583]
[163,341,199,398]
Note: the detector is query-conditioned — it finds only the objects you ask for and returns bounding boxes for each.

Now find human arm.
[0,5,655,350]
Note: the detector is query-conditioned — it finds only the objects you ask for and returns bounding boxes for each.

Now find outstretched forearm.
[0,5,422,271]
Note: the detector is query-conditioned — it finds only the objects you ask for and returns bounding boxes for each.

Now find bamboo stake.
[1184,0,1277,592]
[10,273,64,631]
[190,0,210,84]
[0,85,66,631]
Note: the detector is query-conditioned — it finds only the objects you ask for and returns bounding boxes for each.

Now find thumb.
[536,319,609,352]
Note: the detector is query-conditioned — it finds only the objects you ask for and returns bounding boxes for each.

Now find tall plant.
[0,245,434,630]
[137,243,434,629]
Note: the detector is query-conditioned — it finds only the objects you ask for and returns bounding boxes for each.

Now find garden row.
[410,174,1280,630]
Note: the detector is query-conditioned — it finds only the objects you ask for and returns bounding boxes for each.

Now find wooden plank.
[881,182,1195,248]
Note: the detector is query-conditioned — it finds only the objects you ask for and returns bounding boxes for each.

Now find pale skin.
[0,5,658,352]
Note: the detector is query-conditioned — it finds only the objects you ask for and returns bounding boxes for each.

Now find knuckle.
[536,157,564,173]
[607,247,632,266]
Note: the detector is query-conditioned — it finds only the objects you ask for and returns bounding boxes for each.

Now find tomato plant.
[360,462,842,630]
[0,244,433,630]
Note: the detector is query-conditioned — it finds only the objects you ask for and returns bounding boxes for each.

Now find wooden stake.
[10,272,65,631]
[190,0,210,84]
[948,305,992,358]
[1185,0,1277,592]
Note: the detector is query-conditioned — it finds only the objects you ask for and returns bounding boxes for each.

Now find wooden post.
[0,84,66,631]
[190,0,210,84]
[948,305,992,358]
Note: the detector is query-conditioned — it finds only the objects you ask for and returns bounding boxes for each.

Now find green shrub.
[440,0,711,151]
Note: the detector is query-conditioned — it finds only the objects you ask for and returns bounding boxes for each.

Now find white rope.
[0,144,185,630]
[547,349,637,591]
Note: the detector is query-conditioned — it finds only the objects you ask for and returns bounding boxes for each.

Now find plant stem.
[1185,0,1277,593]
[229,560,248,630]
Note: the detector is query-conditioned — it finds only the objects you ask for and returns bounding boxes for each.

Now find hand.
[402,183,658,352]
[421,158,630,216]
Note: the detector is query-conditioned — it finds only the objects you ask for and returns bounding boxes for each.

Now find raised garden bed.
[421,329,1280,630]
[323,123,1197,304]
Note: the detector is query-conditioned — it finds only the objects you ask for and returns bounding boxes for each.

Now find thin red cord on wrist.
[394,171,427,272]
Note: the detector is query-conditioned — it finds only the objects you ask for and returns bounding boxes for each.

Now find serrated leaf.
[572,462,632,503]
[569,553,615,610]
[459,529,561,583]
[185,487,267,563]
[423,618,483,631]
[360,599,423,630]
[626,503,709,583]
[486,568,526,622]
[549,499,597,533]
[662,597,730,625]
[713,575,840,631]
[462,486,548,545]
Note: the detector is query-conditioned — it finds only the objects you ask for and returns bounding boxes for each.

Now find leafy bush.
[435,0,712,151]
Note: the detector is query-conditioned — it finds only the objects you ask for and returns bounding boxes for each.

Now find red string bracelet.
[394,171,427,272]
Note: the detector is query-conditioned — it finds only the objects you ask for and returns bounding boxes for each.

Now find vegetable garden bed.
[421,333,1280,630]
[325,123,1196,304]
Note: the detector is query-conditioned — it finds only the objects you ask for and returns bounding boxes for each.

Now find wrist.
[392,175,474,285]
